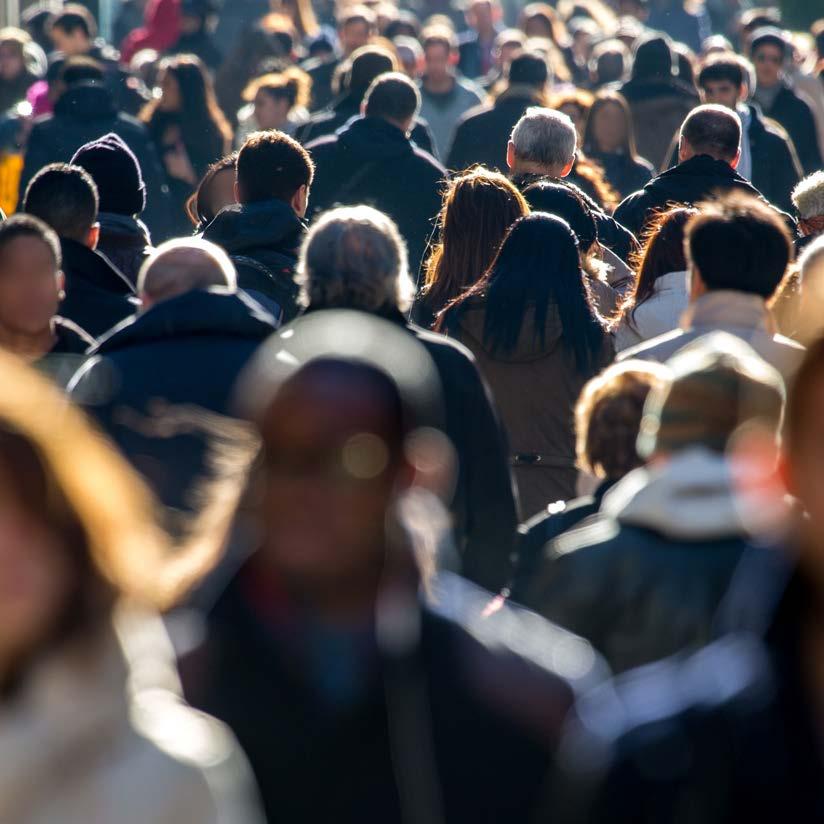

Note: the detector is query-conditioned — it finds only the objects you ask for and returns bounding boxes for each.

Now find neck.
[424,73,454,93]
[0,324,56,361]
[513,159,563,177]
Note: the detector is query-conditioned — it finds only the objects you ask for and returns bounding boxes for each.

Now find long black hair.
[443,212,606,371]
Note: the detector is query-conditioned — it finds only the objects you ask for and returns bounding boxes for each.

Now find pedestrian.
[185,152,237,232]
[792,170,824,251]
[0,27,43,113]
[235,67,312,146]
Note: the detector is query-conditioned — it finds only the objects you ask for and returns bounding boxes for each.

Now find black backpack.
[230,253,301,323]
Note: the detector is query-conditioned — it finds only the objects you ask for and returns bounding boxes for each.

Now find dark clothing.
[20,84,171,241]
[59,238,137,339]
[182,568,605,824]
[96,213,153,287]
[0,69,38,114]
[302,56,338,112]
[307,117,445,278]
[614,154,769,238]
[202,199,305,322]
[168,31,222,70]
[295,97,436,158]
[647,4,710,52]
[457,29,500,79]
[585,151,655,200]
[760,83,823,175]
[68,289,276,519]
[36,315,96,387]
[447,87,543,173]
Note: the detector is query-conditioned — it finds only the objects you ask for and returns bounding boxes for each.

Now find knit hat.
[71,133,146,216]
[637,332,785,459]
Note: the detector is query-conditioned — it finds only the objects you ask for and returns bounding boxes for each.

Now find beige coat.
[0,605,263,824]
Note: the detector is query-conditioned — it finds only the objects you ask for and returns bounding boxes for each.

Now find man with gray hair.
[792,170,824,250]
[299,204,518,592]
[69,238,276,522]
[507,106,578,181]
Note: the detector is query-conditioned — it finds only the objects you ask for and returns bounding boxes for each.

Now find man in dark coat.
[203,131,313,323]
[446,50,549,173]
[22,162,137,339]
[19,57,170,241]
[457,0,502,80]
[750,28,823,176]
[307,73,445,278]
[68,238,276,524]
[180,309,607,824]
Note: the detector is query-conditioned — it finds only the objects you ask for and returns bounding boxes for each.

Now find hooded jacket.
[526,448,772,673]
[202,199,306,322]
[68,288,276,519]
[444,299,613,519]
[307,116,446,276]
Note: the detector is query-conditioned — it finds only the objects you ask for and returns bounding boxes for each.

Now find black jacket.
[307,117,446,277]
[202,199,305,322]
[182,569,606,824]
[68,288,276,518]
[96,213,152,287]
[585,150,655,200]
[59,238,137,339]
[761,83,823,175]
[446,87,542,173]
[20,83,171,241]
[36,315,96,387]
[614,154,771,238]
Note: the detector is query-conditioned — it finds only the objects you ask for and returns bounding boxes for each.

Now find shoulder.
[412,325,476,363]
[616,329,684,363]
[455,102,493,127]
[116,113,148,134]
[410,144,447,175]
[304,133,339,155]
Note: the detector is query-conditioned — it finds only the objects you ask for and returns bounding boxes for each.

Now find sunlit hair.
[575,360,669,480]
[241,65,311,111]
[185,151,237,228]
[424,167,528,320]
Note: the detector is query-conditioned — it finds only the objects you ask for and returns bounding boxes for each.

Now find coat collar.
[680,290,771,334]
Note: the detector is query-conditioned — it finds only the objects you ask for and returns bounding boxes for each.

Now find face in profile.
[204,167,237,218]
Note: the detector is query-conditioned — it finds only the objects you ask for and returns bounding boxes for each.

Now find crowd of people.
[0,0,824,820]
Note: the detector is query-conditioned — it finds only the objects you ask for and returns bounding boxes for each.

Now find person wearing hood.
[614,105,782,238]
[202,130,313,323]
[306,73,445,279]
[19,57,170,241]
[22,163,137,339]
[295,46,435,156]
[438,212,613,519]
[68,238,276,526]
[524,332,786,674]
[71,133,153,287]
[619,191,804,384]
[618,34,700,171]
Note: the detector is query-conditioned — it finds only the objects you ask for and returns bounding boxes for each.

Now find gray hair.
[297,205,415,313]
[792,170,824,220]
[510,106,577,169]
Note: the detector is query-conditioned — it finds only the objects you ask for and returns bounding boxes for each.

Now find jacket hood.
[203,198,306,257]
[61,238,135,295]
[92,288,276,354]
[602,448,750,540]
[336,115,416,161]
[455,300,563,363]
[643,154,760,201]
[619,76,699,103]
[54,82,117,120]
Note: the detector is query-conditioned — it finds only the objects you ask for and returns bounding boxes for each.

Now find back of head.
[792,171,824,221]
[363,72,420,125]
[347,45,397,95]
[510,106,577,169]
[59,55,105,88]
[298,205,413,314]
[686,192,791,299]
[236,130,314,205]
[639,331,785,458]
[22,162,98,242]
[137,238,237,306]
[51,5,96,39]
[591,39,629,85]
[631,34,674,81]
[522,180,597,251]
[507,50,550,88]
[680,103,741,162]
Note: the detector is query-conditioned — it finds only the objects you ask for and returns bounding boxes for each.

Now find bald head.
[679,104,742,166]
[137,238,237,311]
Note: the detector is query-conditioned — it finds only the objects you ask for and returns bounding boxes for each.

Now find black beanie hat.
[71,133,146,216]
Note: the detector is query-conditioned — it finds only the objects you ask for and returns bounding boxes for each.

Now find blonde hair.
[242,65,312,111]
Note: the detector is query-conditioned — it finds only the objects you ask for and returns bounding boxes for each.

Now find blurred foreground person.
[186,152,236,232]
[0,349,261,823]
[182,310,605,824]
[298,205,516,590]
[552,336,824,823]
[792,170,824,252]
[69,239,275,531]
[527,333,786,673]
[22,163,137,339]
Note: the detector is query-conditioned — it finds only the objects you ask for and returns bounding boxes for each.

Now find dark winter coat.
[443,299,613,520]
[95,213,153,287]
[613,154,772,238]
[59,238,137,339]
[761,83,823,175]
[182,568,606,824]
[585,150,655,200]
[36,315,96,387]
[68,288,276,519]
[20,83,170,241]
[307,116,446,277]
[446,86,544,173]
[202,198,305,322]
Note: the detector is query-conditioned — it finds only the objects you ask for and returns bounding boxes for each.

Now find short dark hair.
[0,214,61,269]
[236,131,314,204]
[686,192,792,299]
[681,104,741,161]
[51,4,97,39]
[507,51,550,87]
[337,6,376,30]
[364,72,420,123]
[22,163,99,242]
[59,55,105,87]
[697,54,747,90]
[749,27,788,59]
[422,26,456,53]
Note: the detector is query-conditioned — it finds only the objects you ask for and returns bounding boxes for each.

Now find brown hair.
[242,65,311,111]
[424,167,528,323]
[236,129,314,204]
[582,90,643,161]
[186,151,237,228]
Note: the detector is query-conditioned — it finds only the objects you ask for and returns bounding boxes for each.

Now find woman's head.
[553,88,594,142]
[523,180,597,253]
[157,54,211,114]
[575,360,669,481]
[0,28,29,81]
[583,90,638,157]
[426,167,528,316]
[186,151,237,228]
[519,3,564,45]
[242,66,311,131]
